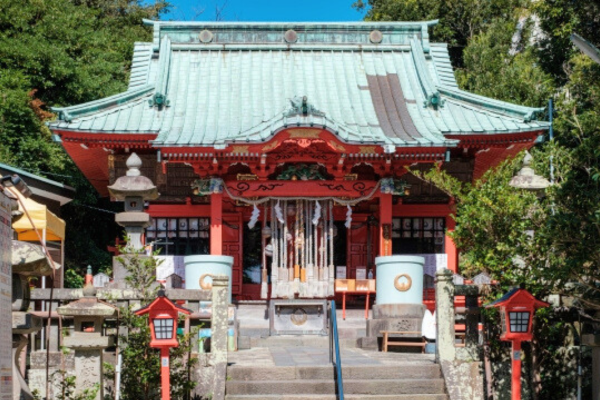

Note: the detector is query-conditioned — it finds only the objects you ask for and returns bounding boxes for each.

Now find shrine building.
[49,20,548,306]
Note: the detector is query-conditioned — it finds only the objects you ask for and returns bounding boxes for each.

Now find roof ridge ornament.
[283,96,325,118]
[148,92,170,109]
[410,37,444,110]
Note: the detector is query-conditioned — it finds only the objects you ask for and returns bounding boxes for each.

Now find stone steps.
[226,395,448,400]
[228,365,442,381]
[225,364,447,399]
[226,378,446,396]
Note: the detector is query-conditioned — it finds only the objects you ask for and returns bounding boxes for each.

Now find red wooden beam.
[224,180,381,198]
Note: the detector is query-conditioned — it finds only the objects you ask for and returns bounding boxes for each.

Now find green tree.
[0,0,169,284]
[457,18,554,107]
[533,0,600,81]
[353,0,527,66]
[104,244,197,400]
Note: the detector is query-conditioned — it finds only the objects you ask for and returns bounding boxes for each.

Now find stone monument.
[57,268,117,400]
[107,153,159,284]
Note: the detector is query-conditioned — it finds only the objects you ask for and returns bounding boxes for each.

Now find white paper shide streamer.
[345,205,353,228]
[248,205,260,229]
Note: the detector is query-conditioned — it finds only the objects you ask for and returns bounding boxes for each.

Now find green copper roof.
[50,20,548,148]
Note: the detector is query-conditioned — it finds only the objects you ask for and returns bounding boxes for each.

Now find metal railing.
[329,300,344,400]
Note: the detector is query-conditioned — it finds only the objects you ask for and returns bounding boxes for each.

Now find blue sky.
[163,0,366,22]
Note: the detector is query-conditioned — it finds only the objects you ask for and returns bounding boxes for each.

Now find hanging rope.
[328,200,335,296]
[282,200,289,298]
[271,201,279,298]
[293,199,300,295]
[261,204,268,299]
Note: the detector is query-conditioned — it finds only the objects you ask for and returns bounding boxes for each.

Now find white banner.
[407,253,447,277]
[155,255,185,280]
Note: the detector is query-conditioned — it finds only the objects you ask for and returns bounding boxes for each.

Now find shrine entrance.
[216,179,387,300]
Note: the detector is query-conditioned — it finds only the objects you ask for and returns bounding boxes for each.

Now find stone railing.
[28,276,229,400]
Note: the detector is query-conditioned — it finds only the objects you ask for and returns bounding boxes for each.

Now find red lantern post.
[134,290,191,400]
[486,288,549,400]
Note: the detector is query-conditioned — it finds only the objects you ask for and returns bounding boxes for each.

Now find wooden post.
[512,340,522,400]
[379,193,392,256]
[210,192,223,255]
[445,216,458,272]
[160,347,170,400]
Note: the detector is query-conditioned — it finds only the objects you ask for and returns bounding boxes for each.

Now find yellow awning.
[8,186,66,242]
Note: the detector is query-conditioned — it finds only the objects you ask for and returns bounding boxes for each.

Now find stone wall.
[28,279,230,400]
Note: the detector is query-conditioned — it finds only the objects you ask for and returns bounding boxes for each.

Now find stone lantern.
[509,151,551,196]
[57,268,118,400]
[107,153,159,250]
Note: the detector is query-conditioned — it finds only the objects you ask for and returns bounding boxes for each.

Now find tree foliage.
[0,0,169,283]
[353,0,527,66]
[104,243,197,400]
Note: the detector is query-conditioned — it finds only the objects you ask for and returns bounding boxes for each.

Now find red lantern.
[486,288,549,400]
[135,290,191,400]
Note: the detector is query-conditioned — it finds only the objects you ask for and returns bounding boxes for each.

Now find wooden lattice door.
[222,213,243,296]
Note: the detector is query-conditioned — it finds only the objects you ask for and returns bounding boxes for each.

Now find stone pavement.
[228,345,436,367]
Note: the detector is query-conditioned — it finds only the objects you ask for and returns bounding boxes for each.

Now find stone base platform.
[366,303,426,338]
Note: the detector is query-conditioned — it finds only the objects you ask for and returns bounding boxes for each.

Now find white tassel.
[345,204,353,228]
[312,201,321,225]
[248,204,260,229]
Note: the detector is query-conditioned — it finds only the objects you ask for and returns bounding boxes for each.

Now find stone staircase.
[225,349,448,400]
[229,302,448,399]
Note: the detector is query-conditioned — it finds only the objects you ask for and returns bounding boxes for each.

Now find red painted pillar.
[379,193,392,256]
[512,340,522,400]
[160,347,170,400]
[210,192,223,255]
[445,215,458,272]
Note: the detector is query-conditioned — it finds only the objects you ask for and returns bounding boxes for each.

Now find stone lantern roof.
[509,151,551,192]
[107,153,159,201]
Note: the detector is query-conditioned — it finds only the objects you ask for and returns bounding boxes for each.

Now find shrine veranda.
[49,20,549,305]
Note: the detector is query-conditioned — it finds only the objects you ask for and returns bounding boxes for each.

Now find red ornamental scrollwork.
[318,183,351,192]
[224,180,379,198]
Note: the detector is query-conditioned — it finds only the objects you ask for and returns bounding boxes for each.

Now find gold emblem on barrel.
[394,274,412,292]
[199,273,213,290]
